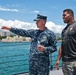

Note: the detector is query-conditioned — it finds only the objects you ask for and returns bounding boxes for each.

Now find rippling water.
[0,42,61,75]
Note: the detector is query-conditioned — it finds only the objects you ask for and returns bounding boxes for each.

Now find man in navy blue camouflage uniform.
[1,14,57,75]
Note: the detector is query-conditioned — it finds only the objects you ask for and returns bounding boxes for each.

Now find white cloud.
[0,19,65,34]
[46,22,65,34]
[29,10,40,14]
[33,10,39,13]
[0,7,18,12]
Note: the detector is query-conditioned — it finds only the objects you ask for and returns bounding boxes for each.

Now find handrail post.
[50,54,53,70]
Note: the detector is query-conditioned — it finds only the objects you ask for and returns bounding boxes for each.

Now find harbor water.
[0,42,61,75]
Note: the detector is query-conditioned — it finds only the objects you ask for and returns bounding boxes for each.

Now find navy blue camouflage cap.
[34,14,47,21]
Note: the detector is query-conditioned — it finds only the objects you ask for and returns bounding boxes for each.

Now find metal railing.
[0,54,29,75]
[49,53,62,70]
[0,42,61,75]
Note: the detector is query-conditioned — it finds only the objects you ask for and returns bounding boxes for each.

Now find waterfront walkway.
[50,69,63,75]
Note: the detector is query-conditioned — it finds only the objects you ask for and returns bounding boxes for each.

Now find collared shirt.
[62,21,76,62]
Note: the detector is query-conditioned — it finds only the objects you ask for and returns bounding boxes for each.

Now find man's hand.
[1,26,11,30]
[74,62,76,70]
[37,45,45,52]
[55,60,60,70]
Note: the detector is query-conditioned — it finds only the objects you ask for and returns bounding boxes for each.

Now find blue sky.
[0,0,76,34]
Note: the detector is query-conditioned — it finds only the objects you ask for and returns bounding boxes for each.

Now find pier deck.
[50,69,63,75]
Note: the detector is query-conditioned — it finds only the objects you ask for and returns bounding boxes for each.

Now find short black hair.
[63,9,74,17]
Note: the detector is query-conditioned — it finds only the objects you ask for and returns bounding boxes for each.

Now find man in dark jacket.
[56,9,76,75]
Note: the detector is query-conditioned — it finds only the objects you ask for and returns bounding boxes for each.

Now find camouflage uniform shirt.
[10,27,57,75]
